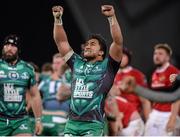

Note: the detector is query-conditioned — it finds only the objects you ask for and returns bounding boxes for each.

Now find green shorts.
[64,119,104,136]
[40,114,67,136]
[29,116,35,133]
[0,116,33,136]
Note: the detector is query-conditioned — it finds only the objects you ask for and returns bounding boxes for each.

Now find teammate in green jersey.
[38,53,70,136]
[0,34,43,136]
[52,4,123,136]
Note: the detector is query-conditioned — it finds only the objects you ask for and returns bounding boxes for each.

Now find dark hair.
[86,34,107,59]
[123,47,132,65]
[3,34,21,48]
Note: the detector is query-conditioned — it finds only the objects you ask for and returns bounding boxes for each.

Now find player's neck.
[156,62,170,72]
[121,66,132,71]
[8,59,18,66]
[51,72,60,80]
[159,62,169,68]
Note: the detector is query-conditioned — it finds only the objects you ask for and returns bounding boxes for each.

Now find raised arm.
[101,5,123,62]
[52,6,72,56]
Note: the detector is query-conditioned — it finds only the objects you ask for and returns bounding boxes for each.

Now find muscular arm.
[105,95,121,119]
[105,95,123,135]
[29,85,43,135]
[102,5,123,62]
[109,16,123,62]
[53,6,72,56]
[170,100,180,120]
[135,86,180,102]
[166,100,180,132]
[29,85,42,119]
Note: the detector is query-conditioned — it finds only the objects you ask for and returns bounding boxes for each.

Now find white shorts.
[118,118,144,136]
[145,109,179,136]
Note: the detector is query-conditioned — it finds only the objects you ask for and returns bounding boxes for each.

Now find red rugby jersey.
[114,66,147,111]
[151,63,179,111]
[105,96,136,128]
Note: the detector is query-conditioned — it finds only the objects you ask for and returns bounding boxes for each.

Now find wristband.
[35,117,41,123]
[108,16,114,25]
[54,17,63,25]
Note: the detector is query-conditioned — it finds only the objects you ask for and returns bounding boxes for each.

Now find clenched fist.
[52,6,64,19]
[101,5,115,17]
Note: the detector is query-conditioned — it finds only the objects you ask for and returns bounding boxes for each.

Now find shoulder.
[0,59,5,64]
[73,53,83,61]
[132,68,145,77]
[66,52,84,64]
[19,60,35,72]
[168,64,179,73]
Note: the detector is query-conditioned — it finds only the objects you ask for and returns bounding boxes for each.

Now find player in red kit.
[113,48,151,120]
[145,43,180,136]
[105,95,145,136]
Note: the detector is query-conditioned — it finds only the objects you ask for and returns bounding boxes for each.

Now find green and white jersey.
[67,53,120,123]
[38,77,63,102]
[38,76,70,112]
[0,59,36,118]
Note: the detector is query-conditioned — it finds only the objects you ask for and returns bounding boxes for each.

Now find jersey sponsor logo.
[8,71,19,80]
[19,124,28,130]
[4,83,22,102]
[159,75,166,82]
[84,65,102,75]
[0,70,7,78]
[75,64,103,75]
[21,72,29,80]
[92,66,102,72]
[84,67,92,75]
[73,78,93,98]
[75,68,83,73]
[0,70,5,74]
[7,67,17,70]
